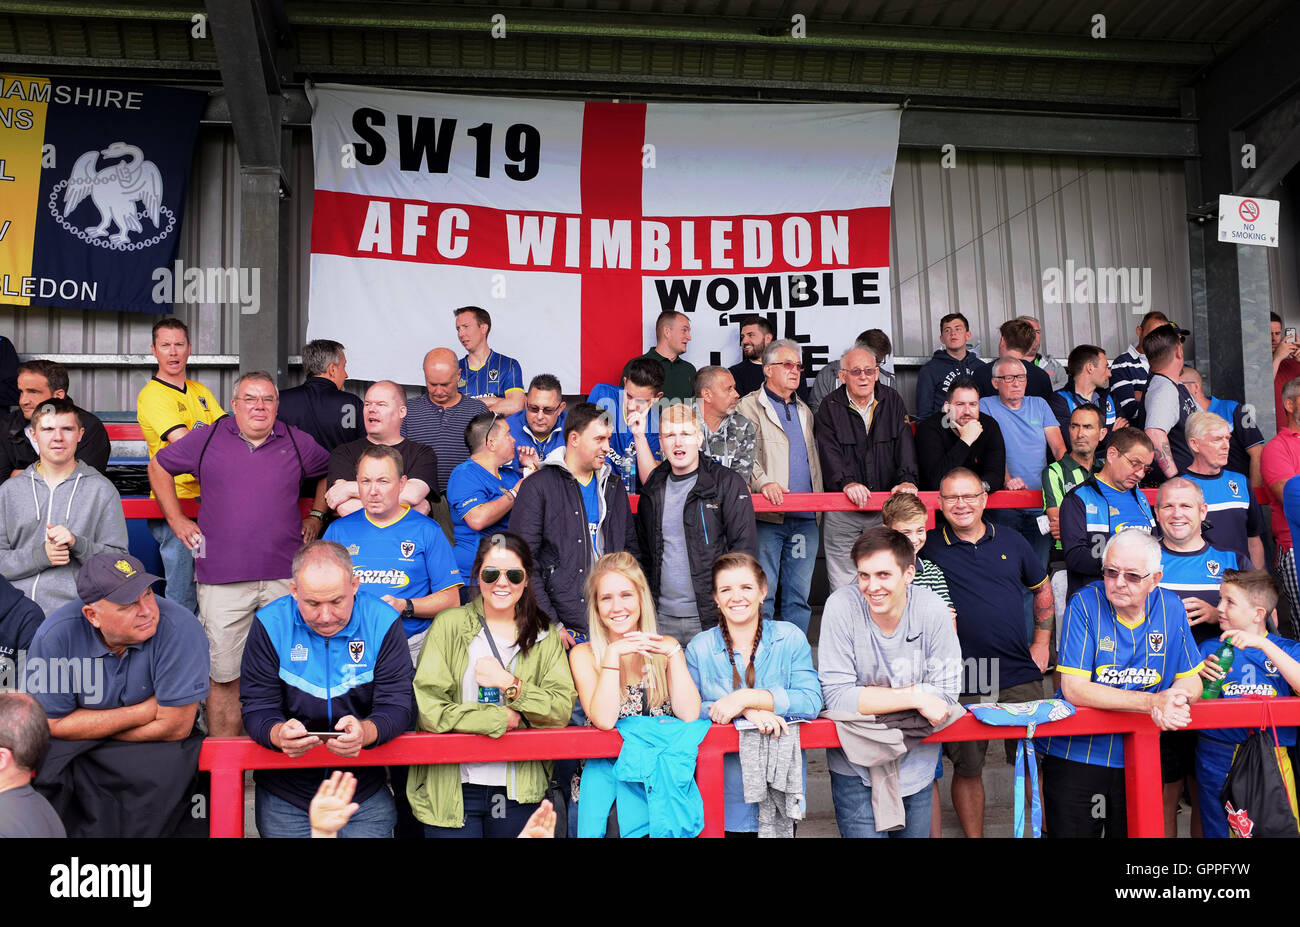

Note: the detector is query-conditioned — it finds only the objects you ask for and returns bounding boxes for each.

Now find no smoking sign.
[1220,194,1278,248]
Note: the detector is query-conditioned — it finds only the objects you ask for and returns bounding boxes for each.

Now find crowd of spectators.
[3,304,1300,841]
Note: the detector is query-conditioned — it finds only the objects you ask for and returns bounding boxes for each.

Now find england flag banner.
[307,84,899,393]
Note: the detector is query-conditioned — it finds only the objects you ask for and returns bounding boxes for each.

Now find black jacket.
[813,384,918,492]
[277,376,363,452]
[0,336,17,409]
[510,455,640,634]
[0,574,43,665]
[0,404,110,487]
[636,454,758,630]
[914,411,1006,492]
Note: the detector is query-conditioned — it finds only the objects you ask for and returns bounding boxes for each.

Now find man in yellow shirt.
[136,318,224,614]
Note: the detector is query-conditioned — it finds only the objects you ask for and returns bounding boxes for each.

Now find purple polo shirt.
[155,417,330,584]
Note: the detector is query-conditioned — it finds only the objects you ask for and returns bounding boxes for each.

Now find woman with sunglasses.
[447,412,525,594]
[407,531,576,837]
[685,552,821,836]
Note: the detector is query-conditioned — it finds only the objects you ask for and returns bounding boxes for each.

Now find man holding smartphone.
[240,540,414,838]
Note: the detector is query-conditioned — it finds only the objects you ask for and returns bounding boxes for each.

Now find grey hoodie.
[0,460,129,615]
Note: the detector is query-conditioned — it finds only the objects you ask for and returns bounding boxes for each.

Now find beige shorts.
[196,578,292,683]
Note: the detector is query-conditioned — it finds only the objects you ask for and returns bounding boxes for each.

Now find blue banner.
[5,77,205,314]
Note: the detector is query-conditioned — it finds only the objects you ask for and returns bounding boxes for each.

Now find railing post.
[696,728,727,837]
[1123,727,1164,837]
[208,761,245,838]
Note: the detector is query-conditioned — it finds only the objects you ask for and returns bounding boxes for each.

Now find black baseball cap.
[75,552,162,606]
[1155,321,1191,339]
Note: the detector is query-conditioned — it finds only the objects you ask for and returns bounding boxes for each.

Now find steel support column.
[206,0,294,384]
[1188,4,1300,433]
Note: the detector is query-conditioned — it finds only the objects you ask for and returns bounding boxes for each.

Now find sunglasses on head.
[481,567,526,585]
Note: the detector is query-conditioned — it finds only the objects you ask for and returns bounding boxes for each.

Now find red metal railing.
[198,698,1300,838]
[120,489,1137,528]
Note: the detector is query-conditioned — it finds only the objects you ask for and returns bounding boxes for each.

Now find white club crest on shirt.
[347,544,361,557]
[400,540,415,559]
[1228,479,1241,497]
[1148,631,1164,653]
[289,643,309,662]
[1206,560,1221,576]
[348,640,365,664]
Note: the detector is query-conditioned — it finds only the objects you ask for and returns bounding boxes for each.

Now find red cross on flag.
[307,85,899,393]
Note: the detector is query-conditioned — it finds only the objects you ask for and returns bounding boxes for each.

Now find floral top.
[572,683,672,801]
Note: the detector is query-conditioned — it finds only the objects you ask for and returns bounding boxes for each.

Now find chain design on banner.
[46,181,177,252]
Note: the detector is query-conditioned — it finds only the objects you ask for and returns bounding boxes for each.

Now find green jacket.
[406,599,577,828]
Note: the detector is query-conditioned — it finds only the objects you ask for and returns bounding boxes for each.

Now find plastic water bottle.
[1201,641,1236,699]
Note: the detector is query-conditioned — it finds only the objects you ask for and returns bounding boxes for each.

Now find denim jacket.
[685,620,822,831]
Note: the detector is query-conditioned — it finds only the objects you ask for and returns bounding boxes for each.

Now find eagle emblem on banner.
[1207,560,1221,576]
[348,640,365,664]
[1148,631,1165,653]
[400,540,415,559]
[59,142,170,248]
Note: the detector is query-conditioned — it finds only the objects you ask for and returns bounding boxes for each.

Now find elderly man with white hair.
[1180,410,1264,569]
[1041,529,1204,838]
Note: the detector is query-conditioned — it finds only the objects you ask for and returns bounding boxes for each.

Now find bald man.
[325,381,441,517]
[402,349,489,540]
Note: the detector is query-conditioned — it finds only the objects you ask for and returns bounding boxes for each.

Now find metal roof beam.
[901,109,1198,159]
[1,0,1217,66]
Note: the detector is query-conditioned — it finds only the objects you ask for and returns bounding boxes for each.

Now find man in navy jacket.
[240,539,414,838]
[510,402,640,643]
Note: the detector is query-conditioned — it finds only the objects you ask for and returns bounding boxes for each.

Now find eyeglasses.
[526,403,561,416]
[481,567,526,585]
[769,361,803,372]
[992,374,1027,383]
[236,394,277,407]
[939,492,986,505]
[1102,566,1151,585]
[844,367,879,378]
[1120,453,1151,474]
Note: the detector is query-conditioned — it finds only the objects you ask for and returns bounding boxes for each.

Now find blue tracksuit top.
[240,590,415,810]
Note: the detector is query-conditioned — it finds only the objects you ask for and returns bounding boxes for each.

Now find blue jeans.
[987,508,1050,642]
[424,784,540,838]
[756,516,820,634]
[830,771,933,838]
[149,519,198,615]
[255,783,396,838]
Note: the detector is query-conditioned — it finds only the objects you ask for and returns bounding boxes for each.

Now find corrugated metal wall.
[889,149,1192,406]
[2,130,1196,413]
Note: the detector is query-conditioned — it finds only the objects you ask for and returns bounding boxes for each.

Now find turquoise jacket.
[577,715,711,838]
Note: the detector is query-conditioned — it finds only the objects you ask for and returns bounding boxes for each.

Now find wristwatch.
[308,509,324,520]
[401,598,415,619]
[504,677,521,701]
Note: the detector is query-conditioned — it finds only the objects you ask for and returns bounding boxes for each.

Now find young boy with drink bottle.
[1196,569,1300,837]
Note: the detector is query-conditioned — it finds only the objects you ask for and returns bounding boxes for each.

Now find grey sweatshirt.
[818,583,962,797]
[0,460,129,615]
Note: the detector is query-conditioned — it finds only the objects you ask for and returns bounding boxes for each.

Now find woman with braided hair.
[685,552,822,836]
